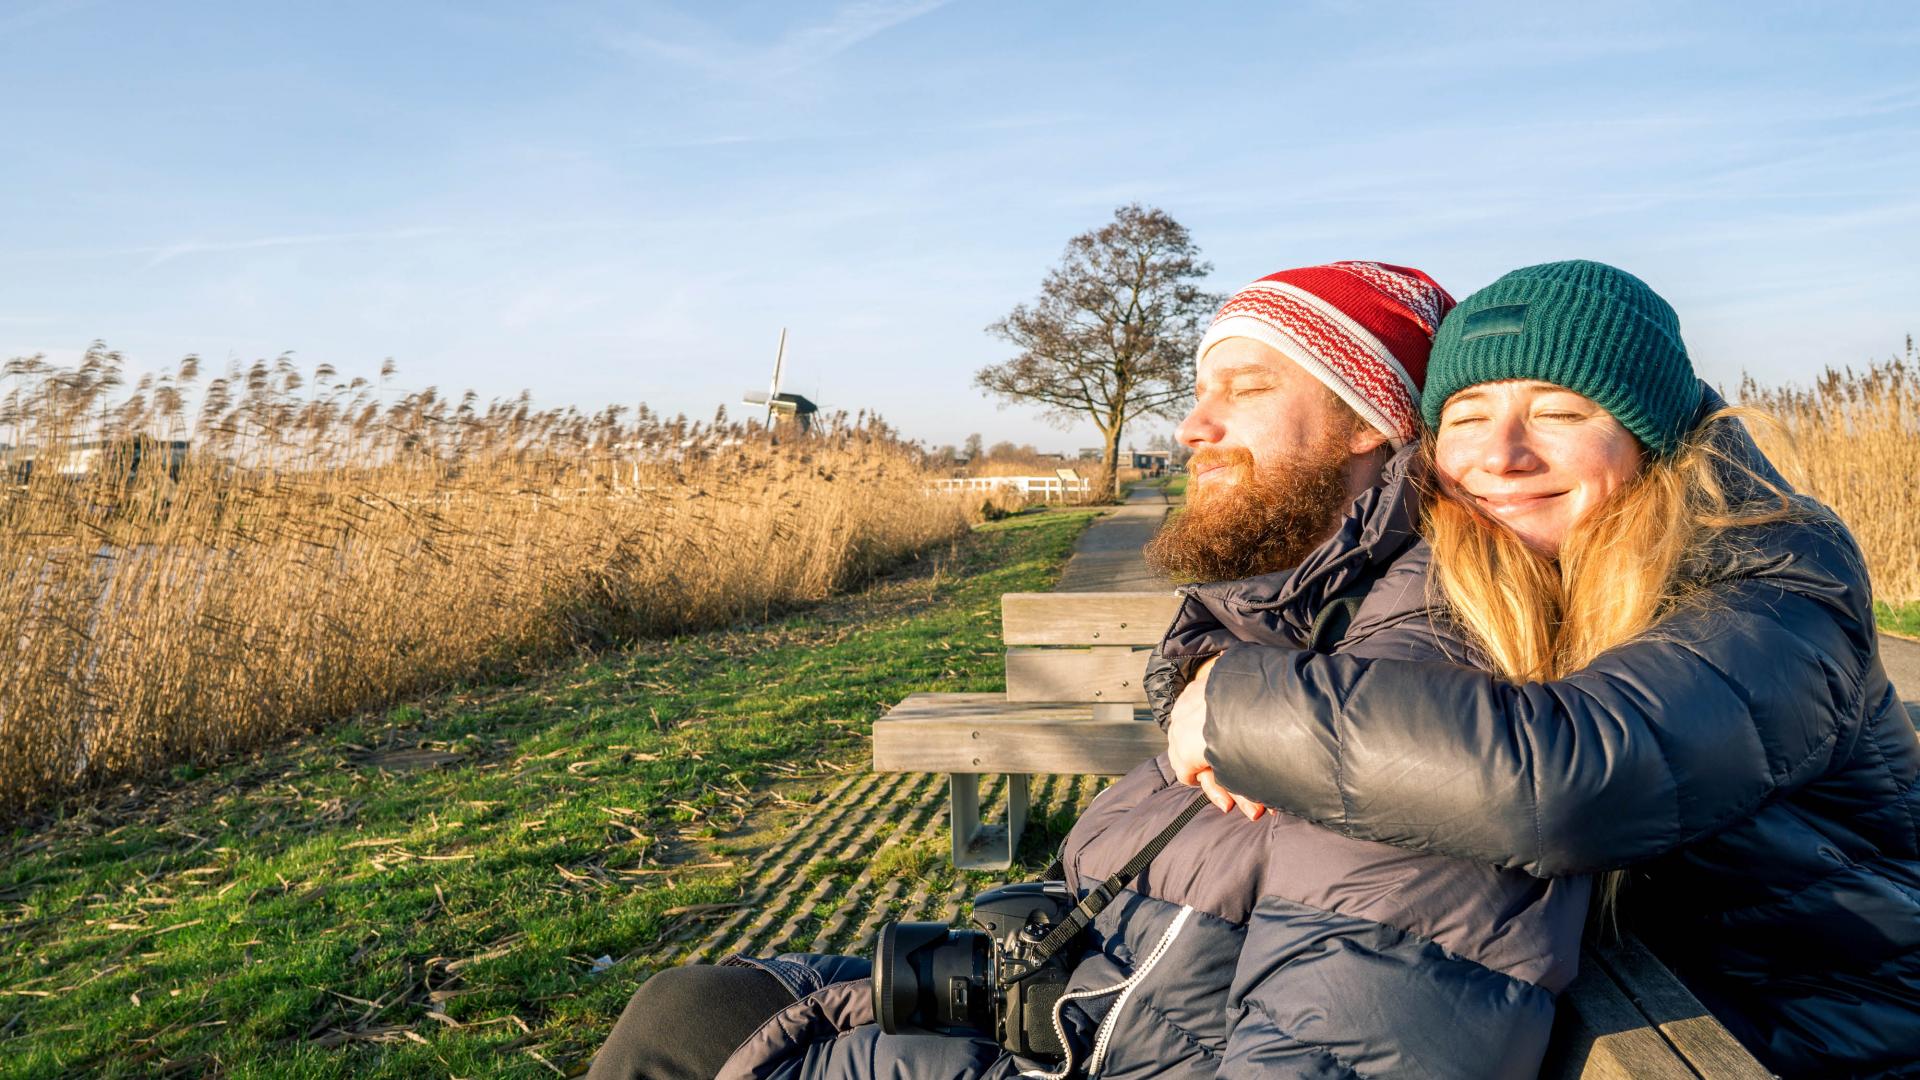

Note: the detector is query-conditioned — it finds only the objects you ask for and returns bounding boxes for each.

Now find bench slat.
[1005,646,1153,704]
[1591,935,1771,1078]
[1001,592,1182,646]
[1544,947,1699,1079]
[874,692,1163,775]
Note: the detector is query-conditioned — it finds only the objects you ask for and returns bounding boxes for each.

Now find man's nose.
[1176,400,1221,447]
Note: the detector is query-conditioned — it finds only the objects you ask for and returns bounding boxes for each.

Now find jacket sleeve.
[1203,551,1877,878]
[1143,648,1186,732]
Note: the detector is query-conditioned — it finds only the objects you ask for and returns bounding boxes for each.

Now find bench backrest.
[1001,592,1182,707]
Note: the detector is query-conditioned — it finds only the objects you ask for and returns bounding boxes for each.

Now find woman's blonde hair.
[1420,405,1800,924]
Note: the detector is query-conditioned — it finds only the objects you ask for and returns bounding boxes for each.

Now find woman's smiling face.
[1433,379,1645,553]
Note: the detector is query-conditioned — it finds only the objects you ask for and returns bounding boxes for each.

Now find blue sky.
[3,1,1917,451]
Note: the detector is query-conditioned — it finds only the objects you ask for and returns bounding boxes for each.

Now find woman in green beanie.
[1165,260,1920,1077]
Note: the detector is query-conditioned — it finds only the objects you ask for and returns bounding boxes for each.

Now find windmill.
[741,328,818,432]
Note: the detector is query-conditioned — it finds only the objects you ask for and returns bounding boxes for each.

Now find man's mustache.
[1188,448,1253,475]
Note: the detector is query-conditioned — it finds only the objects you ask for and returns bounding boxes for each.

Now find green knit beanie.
[1420,260,1702,456]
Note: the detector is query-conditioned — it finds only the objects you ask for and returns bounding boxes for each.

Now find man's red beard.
[1145,441,1353,583]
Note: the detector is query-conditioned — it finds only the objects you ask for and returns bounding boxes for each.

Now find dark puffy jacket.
[1200,408,1920,1079]
[717,453,1590,1079]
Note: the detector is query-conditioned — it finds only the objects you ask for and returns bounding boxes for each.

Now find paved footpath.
[1054,483,1178,592]
[1881,633,1920,723]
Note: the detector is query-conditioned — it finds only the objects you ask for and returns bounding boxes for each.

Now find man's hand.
[1166,655,1267,821]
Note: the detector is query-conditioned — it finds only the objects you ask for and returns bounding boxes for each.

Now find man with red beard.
[1144,262,1454,814]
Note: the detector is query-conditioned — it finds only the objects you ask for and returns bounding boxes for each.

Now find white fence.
[931,475,1091,502]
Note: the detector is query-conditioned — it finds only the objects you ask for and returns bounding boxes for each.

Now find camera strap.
[1003,789,1211,985]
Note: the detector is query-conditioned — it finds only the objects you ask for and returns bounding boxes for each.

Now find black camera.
[872,880,1077,1059]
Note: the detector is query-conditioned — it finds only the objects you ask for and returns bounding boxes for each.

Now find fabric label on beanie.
[1461,303,1529,342]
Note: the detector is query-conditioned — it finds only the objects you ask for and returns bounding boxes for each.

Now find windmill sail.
[764,328,787,424]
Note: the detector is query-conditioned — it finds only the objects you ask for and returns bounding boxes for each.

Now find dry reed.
[1738,340,1920,603]
[0,345,970,820]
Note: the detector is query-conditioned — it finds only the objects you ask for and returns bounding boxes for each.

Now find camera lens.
[873,922,991,1035]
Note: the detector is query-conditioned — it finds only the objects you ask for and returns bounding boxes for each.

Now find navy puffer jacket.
[716,451,1590,1079]
[1200,406,1920,1078]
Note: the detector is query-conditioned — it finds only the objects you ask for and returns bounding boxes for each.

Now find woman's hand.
[1167,656,1267,821]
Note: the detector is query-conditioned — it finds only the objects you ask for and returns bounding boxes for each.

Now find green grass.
[1878,600,1920,639]
[0,509,1096,1079]
[1132,473,1185,498]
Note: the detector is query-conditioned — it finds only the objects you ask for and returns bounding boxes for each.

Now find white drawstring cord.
[1018,903,1195,1080]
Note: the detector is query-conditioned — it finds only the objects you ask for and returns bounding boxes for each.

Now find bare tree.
[976,204,1218,496]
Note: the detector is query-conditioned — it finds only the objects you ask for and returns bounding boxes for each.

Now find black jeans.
[587,964,796,1080]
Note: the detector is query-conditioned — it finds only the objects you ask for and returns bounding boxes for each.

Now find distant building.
[3,437,190,482]
[1131,449,1172,475]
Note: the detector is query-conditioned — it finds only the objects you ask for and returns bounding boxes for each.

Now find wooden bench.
[1546,934,1773,1078]
[873,591,1178,870]
[872,589,1776,1076]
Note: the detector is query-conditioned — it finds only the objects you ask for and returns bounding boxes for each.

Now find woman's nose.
[1481,417,1542,475]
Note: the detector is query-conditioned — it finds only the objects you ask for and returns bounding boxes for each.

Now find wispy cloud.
[622,108,1075,151]
[610,0,953,81]
[134,226,455,269]
[764,0,951,75]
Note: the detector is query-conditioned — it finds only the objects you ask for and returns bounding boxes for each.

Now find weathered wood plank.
[1001,592,1181,646]
[1543,948,1699,1079]
[874,693,1162,774]
[1593,934,1771,1078]
[1004,646,1153,703]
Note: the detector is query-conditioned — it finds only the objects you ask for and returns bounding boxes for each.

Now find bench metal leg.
[949,773,1030,871]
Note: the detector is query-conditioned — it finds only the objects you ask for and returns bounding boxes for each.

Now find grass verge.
[1877,600,1920,640]
[0,509,1096,1079]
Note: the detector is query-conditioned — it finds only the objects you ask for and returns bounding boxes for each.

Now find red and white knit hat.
[1197,261,1455,447]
